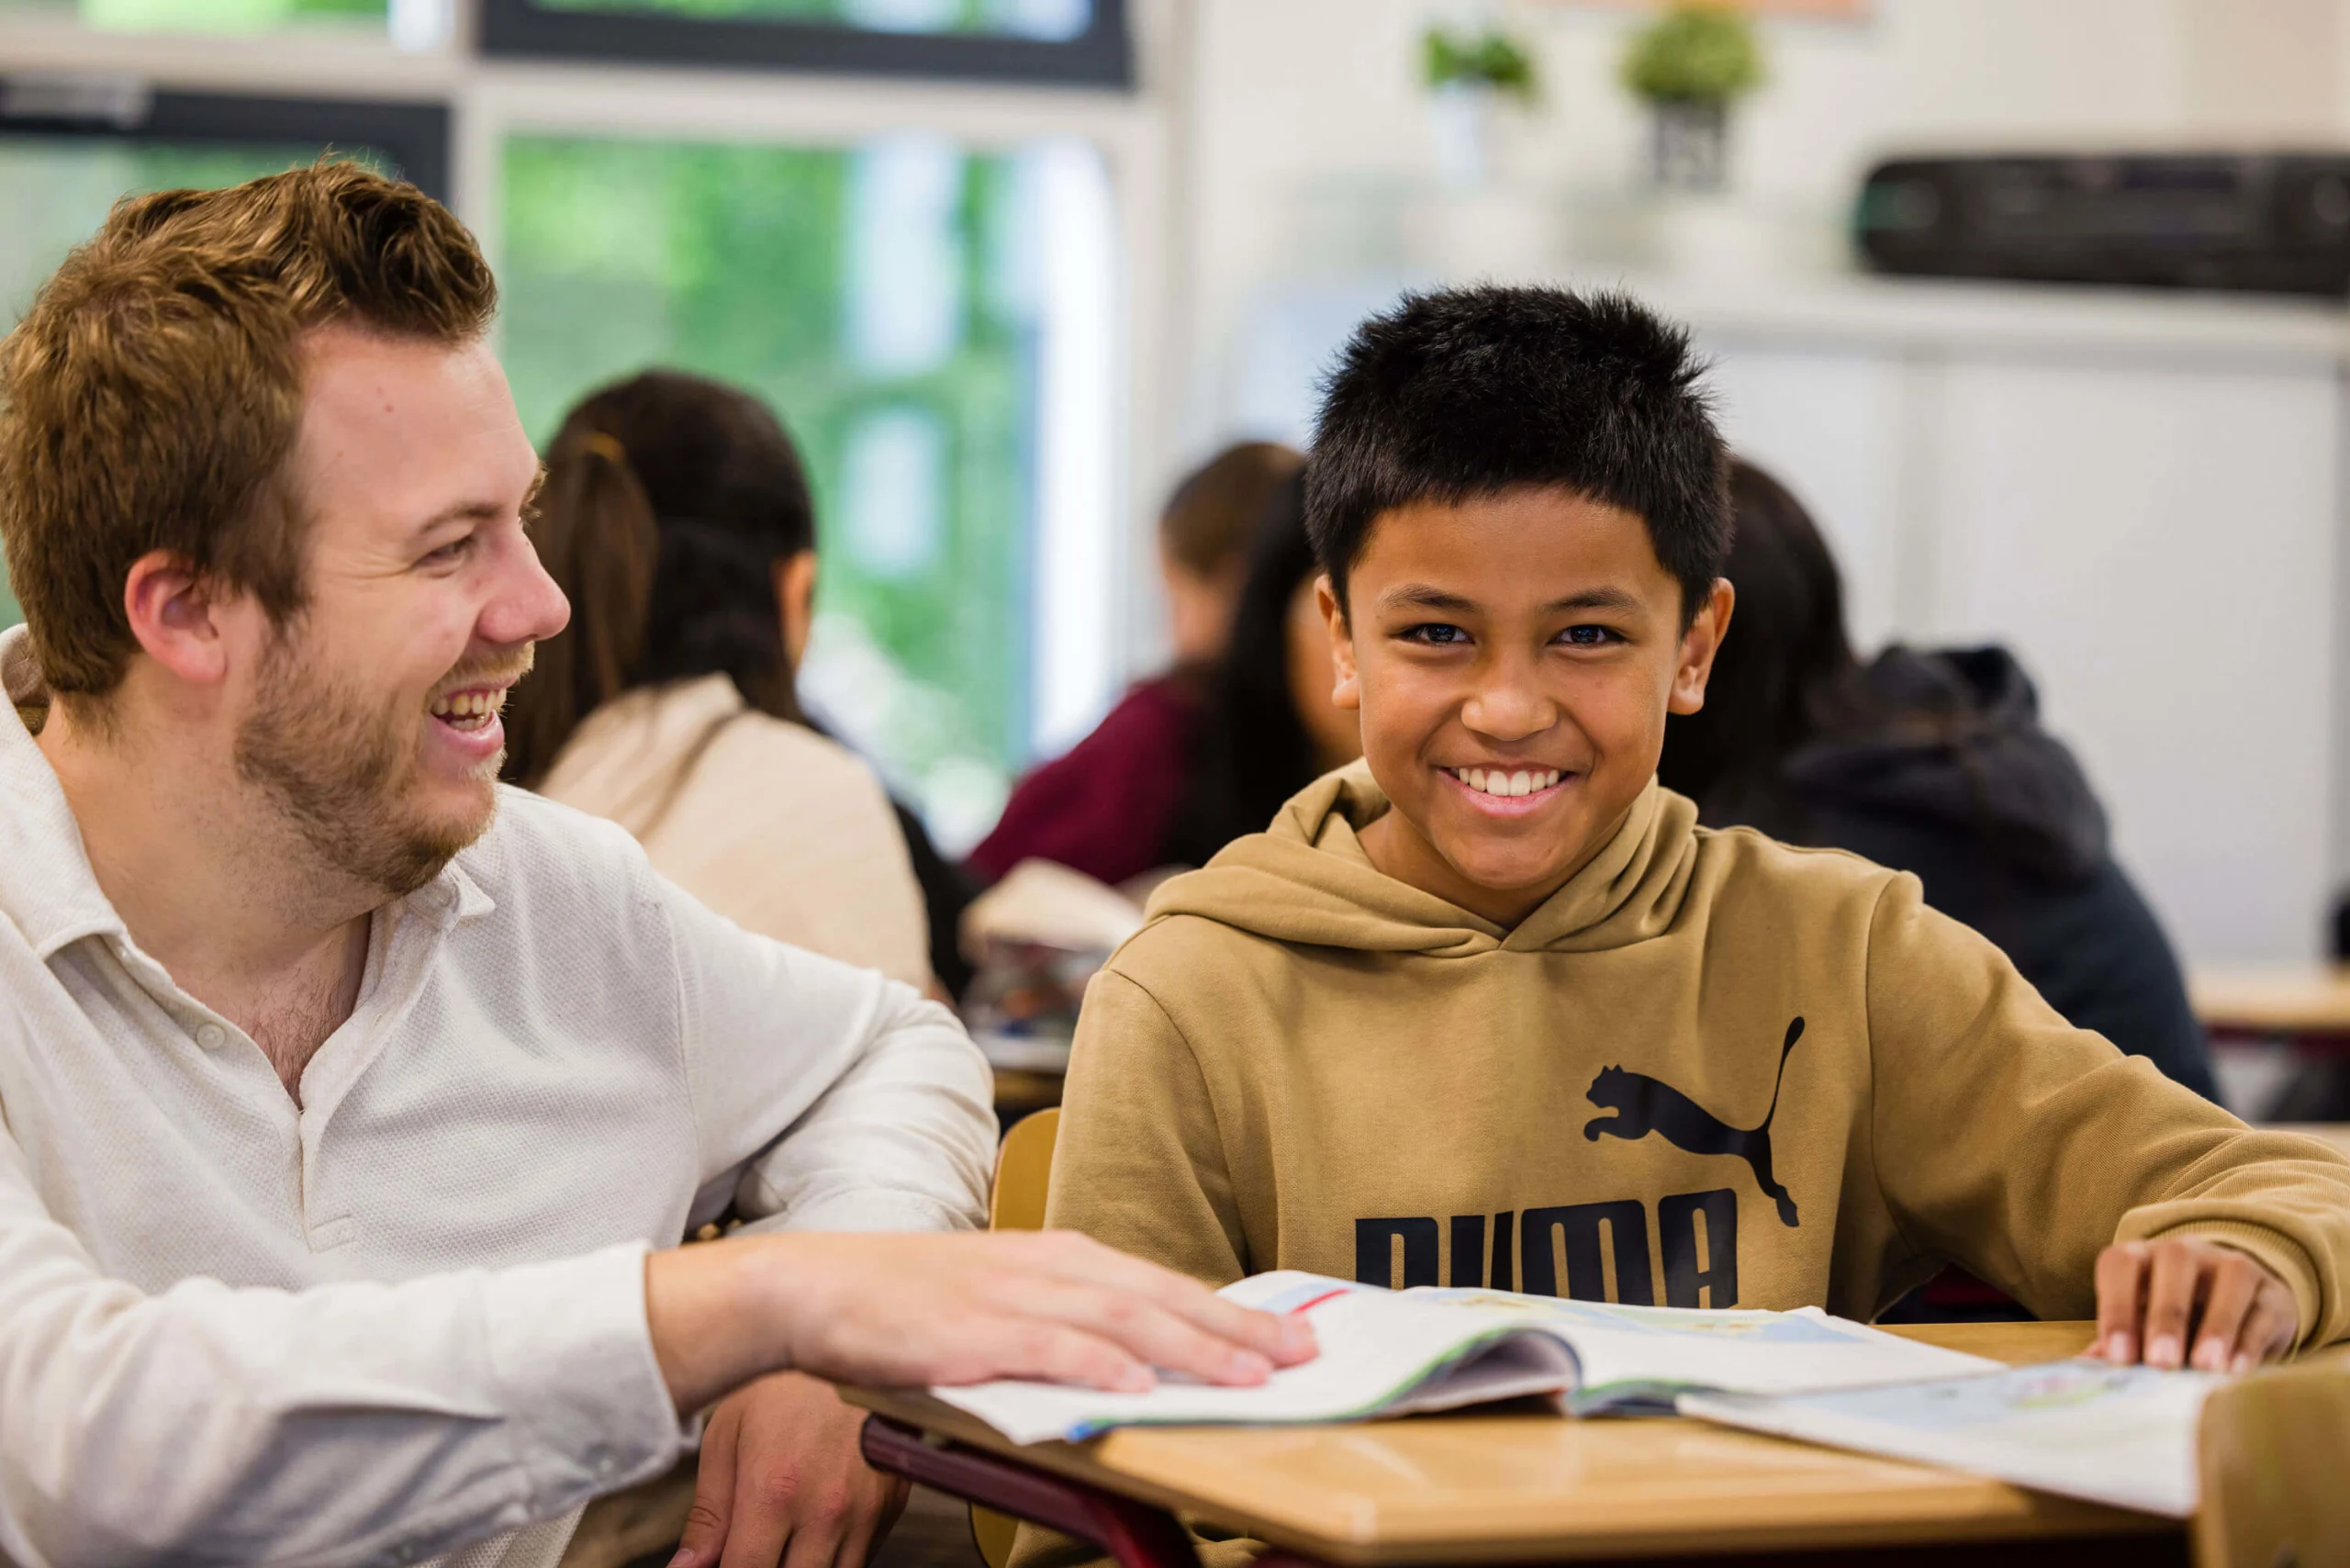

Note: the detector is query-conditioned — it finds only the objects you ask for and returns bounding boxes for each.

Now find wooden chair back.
[2195,1360,2350,1568]
[970,1108,1061,1568]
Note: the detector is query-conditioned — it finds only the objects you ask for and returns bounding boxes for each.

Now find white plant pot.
[1427,83,1510,190]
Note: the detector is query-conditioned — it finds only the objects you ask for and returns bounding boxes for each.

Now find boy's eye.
[1558,624,1621,647]
[1401,622,1472,646]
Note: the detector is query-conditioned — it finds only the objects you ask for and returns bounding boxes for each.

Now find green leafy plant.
[1621,3,1762,105]
[1423,27,1539,101]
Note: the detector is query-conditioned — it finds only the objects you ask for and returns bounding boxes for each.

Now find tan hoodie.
[1045,764,2350,1340]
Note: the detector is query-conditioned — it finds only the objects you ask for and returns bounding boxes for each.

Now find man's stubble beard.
[234,626,510,899]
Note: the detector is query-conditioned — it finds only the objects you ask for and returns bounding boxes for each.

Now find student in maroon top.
[969,442,1302,887]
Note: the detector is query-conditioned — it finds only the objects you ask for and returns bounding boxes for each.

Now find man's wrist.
[645,1236,797,1416]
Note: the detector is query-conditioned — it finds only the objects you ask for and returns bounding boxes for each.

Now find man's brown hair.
[0,160,498,706]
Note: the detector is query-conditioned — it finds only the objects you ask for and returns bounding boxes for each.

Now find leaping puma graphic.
[1582,1017,1805,1227]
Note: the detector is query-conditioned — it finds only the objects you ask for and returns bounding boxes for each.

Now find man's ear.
[775,549,818,673]
[122,550,232,689]
[1668,577,1736,716]
[1318,575,1360,711]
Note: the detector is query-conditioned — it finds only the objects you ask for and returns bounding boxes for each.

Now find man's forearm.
[639,1230,1319,1418]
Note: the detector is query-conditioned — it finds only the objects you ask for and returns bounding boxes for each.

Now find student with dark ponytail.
[505,370,938,991]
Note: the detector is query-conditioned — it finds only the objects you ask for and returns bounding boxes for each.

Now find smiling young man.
[0,164,1313,1568]
[1036,287,2350,1470]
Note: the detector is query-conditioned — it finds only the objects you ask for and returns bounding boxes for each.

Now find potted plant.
[1422,23,1539,188]
[1621,3,1763,193]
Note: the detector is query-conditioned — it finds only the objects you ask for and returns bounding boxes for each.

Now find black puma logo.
[1583,1018,1805,1227]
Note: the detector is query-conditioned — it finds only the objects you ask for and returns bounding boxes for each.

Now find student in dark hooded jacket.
[1658,459,2218,1101]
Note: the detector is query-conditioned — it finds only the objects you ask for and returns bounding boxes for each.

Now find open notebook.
[1679,1361,2225,1518]
[934,1271,2000,1444]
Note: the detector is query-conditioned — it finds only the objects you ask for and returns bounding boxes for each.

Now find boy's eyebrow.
[1544,587,1643,614]
[1382,585,1483,613]
[1378,585,1646,614]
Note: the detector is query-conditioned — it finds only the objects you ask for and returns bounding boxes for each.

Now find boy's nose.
[1461,677,1557,743]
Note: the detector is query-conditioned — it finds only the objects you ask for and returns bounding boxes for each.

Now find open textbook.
[934,1271,1999,1444]
[1679,1361,2225,1518]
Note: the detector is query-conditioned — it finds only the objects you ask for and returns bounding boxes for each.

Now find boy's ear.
[1668,577,1736,716]
[1318,575,1360,711]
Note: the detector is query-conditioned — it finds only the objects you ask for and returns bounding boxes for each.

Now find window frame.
[476,0,1132,89]
[0,0,1166,774]
[0,79,451,199]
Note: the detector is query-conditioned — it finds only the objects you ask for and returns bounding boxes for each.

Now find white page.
[1399,1290,1998,1411]
[934,1281,1575,1443]
[1679,1361,2224,1518]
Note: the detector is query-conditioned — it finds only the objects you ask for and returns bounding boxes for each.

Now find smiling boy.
[1042,287,2350,1394]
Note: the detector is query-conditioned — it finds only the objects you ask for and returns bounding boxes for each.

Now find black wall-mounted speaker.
[1855,153,2350,297]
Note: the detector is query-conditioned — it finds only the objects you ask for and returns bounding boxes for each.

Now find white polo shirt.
[0,626,996,1568]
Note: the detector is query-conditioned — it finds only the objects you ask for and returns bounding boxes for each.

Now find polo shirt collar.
[0,625,493,958]
[0,627,125,959]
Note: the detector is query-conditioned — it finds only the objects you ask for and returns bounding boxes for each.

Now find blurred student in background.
[1161,470,1362,868]
[968,441,1301,888]
[1657,458,2216,1099]
[504,371,935,991]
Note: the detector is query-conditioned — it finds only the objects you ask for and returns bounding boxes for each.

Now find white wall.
[1161,0,2350,465]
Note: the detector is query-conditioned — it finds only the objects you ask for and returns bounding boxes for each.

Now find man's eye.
[421,536,477,567]
[1402,623,1471,645]
[1560,624,1620,646]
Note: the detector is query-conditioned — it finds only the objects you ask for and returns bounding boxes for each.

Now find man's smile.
[427,684,511,735]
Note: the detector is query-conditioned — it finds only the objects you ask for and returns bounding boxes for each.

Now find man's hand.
[646,1229,1318,1417]
[2092,1238,2298,1374]
[667,1372,906,1568]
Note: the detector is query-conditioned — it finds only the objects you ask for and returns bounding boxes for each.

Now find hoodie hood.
[1142,762,1702,958]
[1783,645,2108,884]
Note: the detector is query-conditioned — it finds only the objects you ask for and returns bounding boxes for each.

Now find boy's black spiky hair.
[1303,286,1731,621]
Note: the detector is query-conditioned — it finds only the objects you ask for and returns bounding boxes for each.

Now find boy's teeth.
[1451,767,1561,798]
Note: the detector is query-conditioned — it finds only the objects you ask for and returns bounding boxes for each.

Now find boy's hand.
[2092,1238,2297,1374]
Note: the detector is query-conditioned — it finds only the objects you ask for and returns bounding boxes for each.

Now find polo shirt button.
[195,1024,227,1051]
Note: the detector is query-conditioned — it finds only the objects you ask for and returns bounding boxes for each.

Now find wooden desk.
[2192,963,2350,1045]
[849,1321,2184,1567]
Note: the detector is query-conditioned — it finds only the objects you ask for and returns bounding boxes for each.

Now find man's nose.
[478,527,572,649]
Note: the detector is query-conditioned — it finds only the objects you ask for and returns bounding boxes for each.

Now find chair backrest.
[971,1107,1061,1568]
[990,1107,1060,1233]
[2195,1359,2350,1568]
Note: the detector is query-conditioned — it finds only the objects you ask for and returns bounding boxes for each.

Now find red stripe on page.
[1286,1288,1348,1316]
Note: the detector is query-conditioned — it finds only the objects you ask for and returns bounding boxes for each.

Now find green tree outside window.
[499,132,1047,844]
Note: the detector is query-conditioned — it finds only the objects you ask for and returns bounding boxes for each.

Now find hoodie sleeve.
[1863,870,2350,1346]
[1042,968,1249,1286]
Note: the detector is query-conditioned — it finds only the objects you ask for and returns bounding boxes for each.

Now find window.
[0,12,1140,842]
[0,91,446,633]
[498,129,1115,846]
[0,0,453,47]
[480,0,1129,84]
